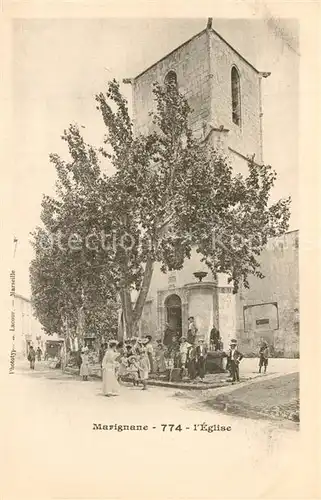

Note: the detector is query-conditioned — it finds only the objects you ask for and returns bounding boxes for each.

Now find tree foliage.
[30,78,290,339]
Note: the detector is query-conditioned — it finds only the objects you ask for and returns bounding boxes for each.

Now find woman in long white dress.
[80,347,90,381]
[102,341,120,396]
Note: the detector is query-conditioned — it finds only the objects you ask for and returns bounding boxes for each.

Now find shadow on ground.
[190,373,299,426]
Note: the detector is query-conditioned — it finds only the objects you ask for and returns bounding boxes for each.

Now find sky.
[8,18,299,297]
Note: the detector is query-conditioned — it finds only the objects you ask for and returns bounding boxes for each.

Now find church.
[123,19,299,357]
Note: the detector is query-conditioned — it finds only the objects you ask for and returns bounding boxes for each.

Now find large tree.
[30,132,119,341]
[30,78,290,339]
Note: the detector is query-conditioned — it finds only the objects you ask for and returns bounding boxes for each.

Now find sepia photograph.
[2,8,318,500]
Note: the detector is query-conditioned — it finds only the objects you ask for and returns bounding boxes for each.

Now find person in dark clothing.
[196,339,208,380]
[169,336,180,368]
[217,336,224,351]
[99,343,107,367]
[28,346,36,369]
[259,342,269,373]
[163,323,174,347]
[226,339,243,382]
[36,347,42,361]
[76,349,82,374]
[187,317,197,345]
[125,343,134,358]
[210,326,220,350]
[187,344,198,379]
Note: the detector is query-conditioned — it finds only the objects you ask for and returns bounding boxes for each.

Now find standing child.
[259,341,269,373]
[179,337,191,378]
[127,355,140,386]
[117,355,129,383]
[137,351,150,390]
[155,340,167,374]
[179,337,191,368]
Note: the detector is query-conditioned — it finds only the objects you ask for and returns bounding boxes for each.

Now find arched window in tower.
[231,66,241,126]
[164,70,178,88]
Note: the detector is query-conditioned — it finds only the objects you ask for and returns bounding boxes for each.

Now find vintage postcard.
[1,1,320,499]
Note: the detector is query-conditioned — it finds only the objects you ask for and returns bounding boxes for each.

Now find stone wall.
[132,28,263,172]
[210,30,262,163]
[132,30,211,137]
[15,295,45,356]
[142,246,217,339]
[138,231,299,358]
[235,230,299,357]
[217,287,236,349]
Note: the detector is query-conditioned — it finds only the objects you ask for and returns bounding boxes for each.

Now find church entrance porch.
[165,294,182,338]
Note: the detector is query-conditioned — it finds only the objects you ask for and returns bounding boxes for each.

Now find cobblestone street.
[1,357,306,500]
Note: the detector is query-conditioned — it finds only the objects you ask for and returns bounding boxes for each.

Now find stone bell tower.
[123,19,271,346]
[124,18,270,173]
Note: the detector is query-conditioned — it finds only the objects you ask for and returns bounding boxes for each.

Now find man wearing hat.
[196,338,208,380]
[226,339,243,383]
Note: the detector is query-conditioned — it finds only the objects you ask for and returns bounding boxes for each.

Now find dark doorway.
[165,294,182,338]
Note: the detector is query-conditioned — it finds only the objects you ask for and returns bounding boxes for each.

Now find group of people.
[27,345,43,369]
[162,317,210,380]
[77,335,158,395]
[167,335,209,380]
[225,338,270,382]
[29,323,269,391]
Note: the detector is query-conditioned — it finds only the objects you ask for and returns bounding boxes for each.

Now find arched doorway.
[165,294,182,338]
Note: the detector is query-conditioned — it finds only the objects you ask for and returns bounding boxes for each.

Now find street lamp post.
[9,237,18,374]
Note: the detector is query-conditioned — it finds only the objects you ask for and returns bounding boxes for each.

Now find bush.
[272,350,285,358]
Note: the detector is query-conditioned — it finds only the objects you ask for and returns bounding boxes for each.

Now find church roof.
[130,23,261,82]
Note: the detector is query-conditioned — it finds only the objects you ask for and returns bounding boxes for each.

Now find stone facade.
[15,294,47,356]
[209,30,262,163]
[131,27,264,169]
[132,30,211,138]
[126,23,299,357]
[138,231,299,356]
[236,230,299,357]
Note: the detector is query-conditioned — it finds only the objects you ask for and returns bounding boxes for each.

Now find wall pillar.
[157,305,166,339]
[217,286,236,350]
[182,300,189,335]
[184,282,217,343]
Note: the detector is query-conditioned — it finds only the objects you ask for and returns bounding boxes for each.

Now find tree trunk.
[76,306,85,345]
[119,257,155,339]
[120,288,134,338]
[132,256,154,334]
